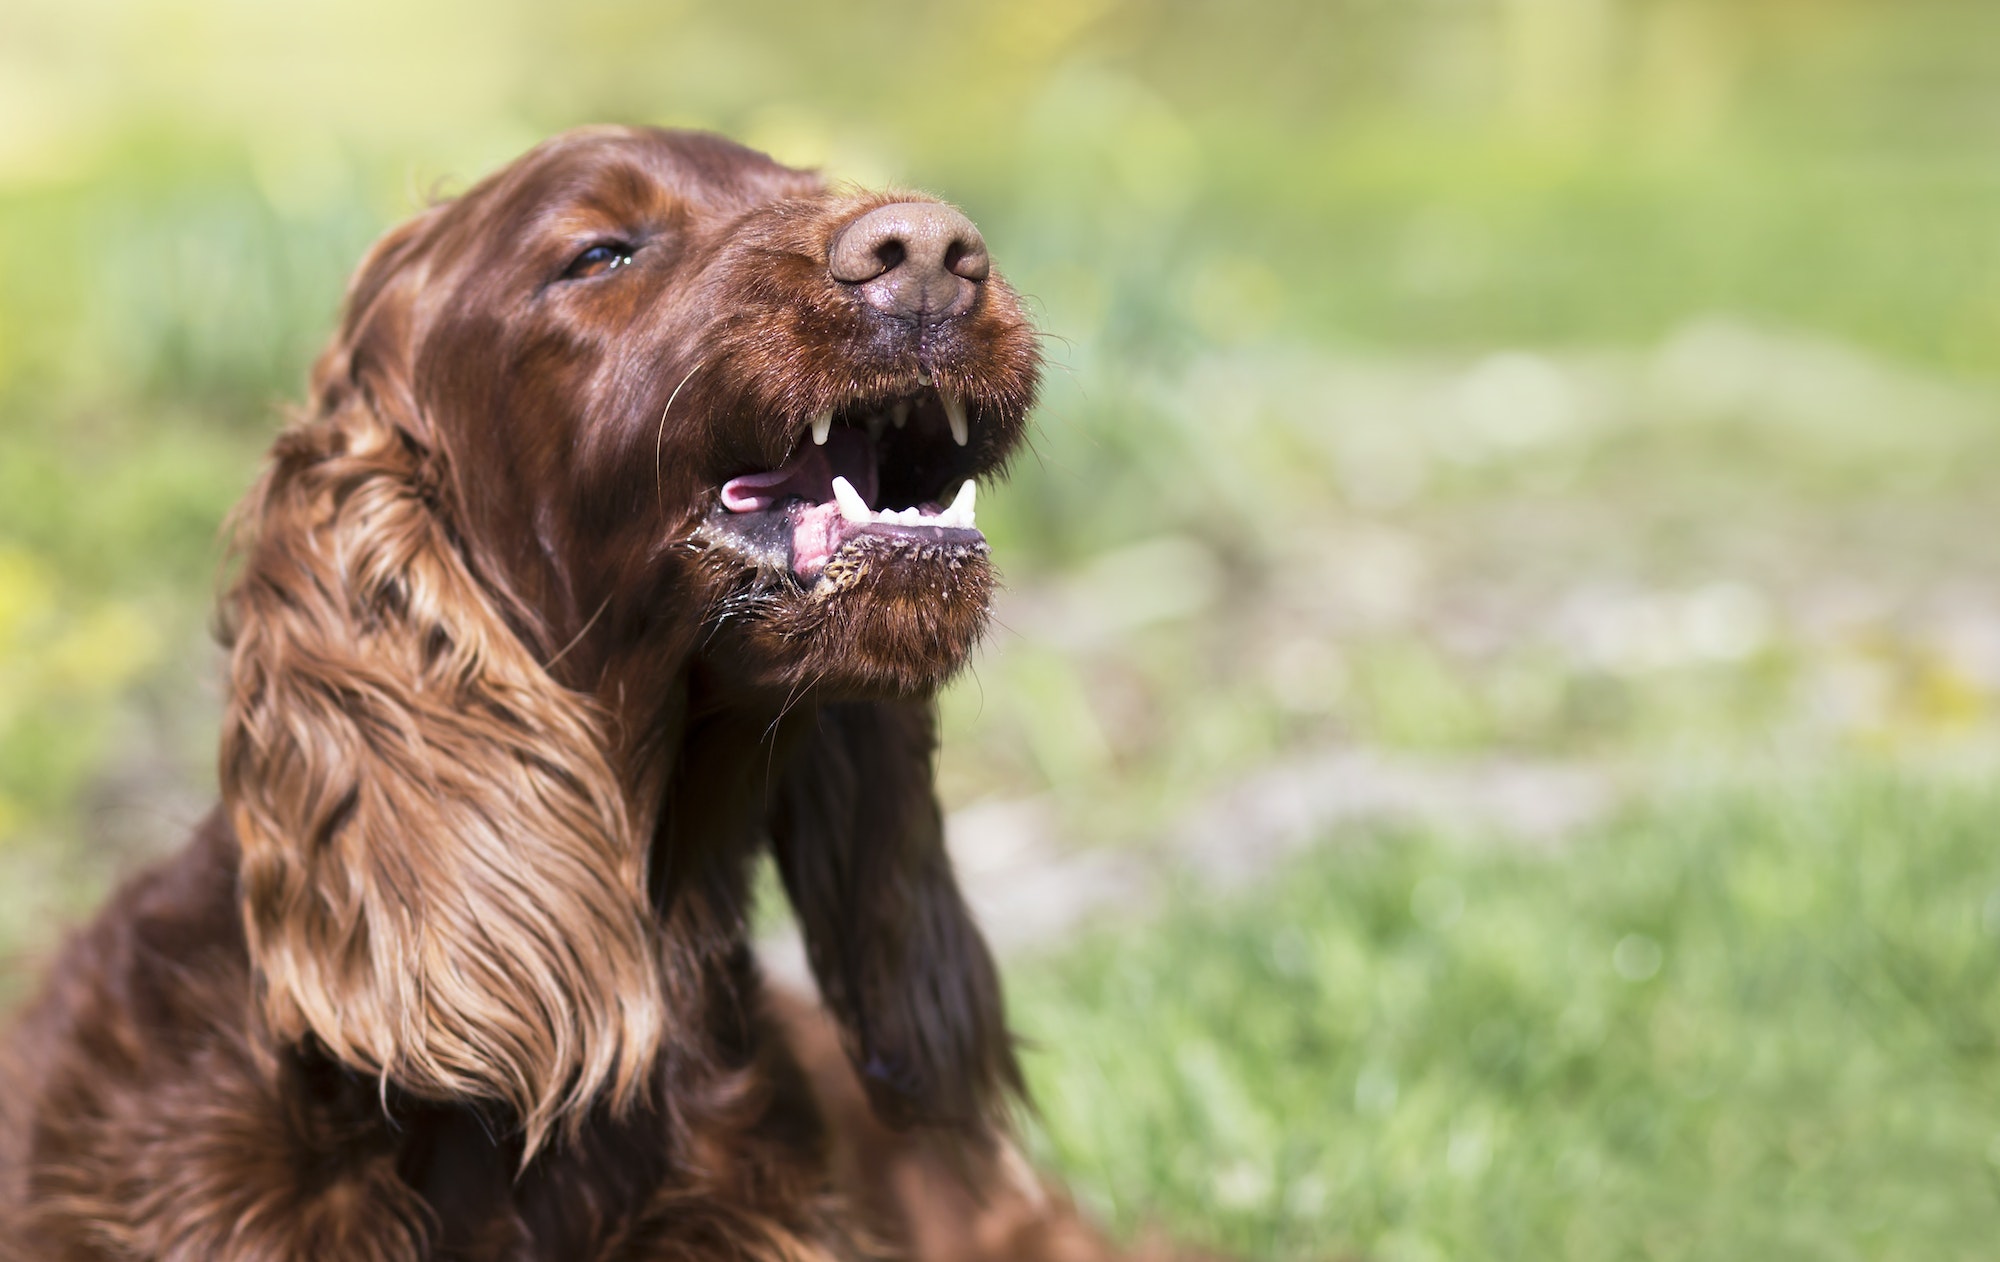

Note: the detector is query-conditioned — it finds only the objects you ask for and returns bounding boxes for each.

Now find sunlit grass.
[1013,769,2000,1260]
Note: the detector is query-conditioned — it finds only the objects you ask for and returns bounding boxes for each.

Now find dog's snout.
[828,201,989,321]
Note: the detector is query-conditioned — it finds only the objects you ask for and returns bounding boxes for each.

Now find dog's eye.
[564,242,636,280]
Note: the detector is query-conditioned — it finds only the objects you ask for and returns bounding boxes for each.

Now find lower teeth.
[827,477,978,530]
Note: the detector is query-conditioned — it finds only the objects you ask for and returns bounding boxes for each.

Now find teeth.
[827,478,979,533]
[890,400,909,428]
[831,476,871,523]
[865,411,887,441]
[942,479,977,528]
[811,409,833,445]
[942,391,968,447]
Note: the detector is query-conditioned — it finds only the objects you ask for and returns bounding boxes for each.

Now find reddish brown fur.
[0,126,1179,1261]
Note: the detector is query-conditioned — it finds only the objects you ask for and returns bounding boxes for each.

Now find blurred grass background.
[7,0,2000,1255]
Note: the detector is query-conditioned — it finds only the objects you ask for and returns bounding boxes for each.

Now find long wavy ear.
[217,213,665,1157]
[768,700,1021,1138]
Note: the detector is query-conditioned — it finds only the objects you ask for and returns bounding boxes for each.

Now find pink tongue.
[718,430,888,577]
[719,429,876,513]
[720,446,830,512]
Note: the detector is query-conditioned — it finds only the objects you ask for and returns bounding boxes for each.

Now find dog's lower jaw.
[703,543,996,701]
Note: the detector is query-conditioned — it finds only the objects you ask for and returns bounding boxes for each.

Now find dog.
[0,125,1183,1261]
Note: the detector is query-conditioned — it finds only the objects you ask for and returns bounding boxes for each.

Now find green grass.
[1012,769,2000,1260]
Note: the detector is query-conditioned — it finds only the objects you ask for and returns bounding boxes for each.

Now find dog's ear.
[768,700,1022,1138]
[218,211,665,1158]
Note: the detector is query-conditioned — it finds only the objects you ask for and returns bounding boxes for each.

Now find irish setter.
[0,127,1176,1261]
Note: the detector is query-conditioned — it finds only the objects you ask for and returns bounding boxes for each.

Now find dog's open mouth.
[703,382,988,585]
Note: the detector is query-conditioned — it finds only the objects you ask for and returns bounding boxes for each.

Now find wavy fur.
[220,395,666,1155]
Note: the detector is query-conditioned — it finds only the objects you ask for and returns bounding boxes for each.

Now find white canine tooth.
[942,391,968,447]
[945,479,977,528]
[831,476,871,523]
[810,409,833,445]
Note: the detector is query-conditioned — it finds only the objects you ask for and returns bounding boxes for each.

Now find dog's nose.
[828,201,990,321]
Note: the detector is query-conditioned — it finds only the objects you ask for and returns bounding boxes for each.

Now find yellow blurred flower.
[45,601,160,694]
[0,547,57,649]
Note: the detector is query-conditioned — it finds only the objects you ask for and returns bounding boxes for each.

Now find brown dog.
[0,126,1166,1260]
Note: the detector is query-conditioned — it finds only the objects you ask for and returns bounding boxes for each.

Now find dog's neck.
[601,654,820,949]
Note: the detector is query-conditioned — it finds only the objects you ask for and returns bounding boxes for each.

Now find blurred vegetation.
[7,0,2000,1250]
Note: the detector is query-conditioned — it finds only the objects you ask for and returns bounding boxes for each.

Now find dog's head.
[221,127,1036,1155]
[323,125,1040,702]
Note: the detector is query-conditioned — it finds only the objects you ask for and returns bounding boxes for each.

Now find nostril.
[943,238,990,283]
[874,240,907,274]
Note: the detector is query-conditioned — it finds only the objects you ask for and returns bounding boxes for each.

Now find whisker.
[655,360,705,520]
[765,665,825,747]
[545,595,613,671]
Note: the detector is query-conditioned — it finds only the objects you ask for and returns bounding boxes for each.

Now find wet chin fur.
[726,538,995,699]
